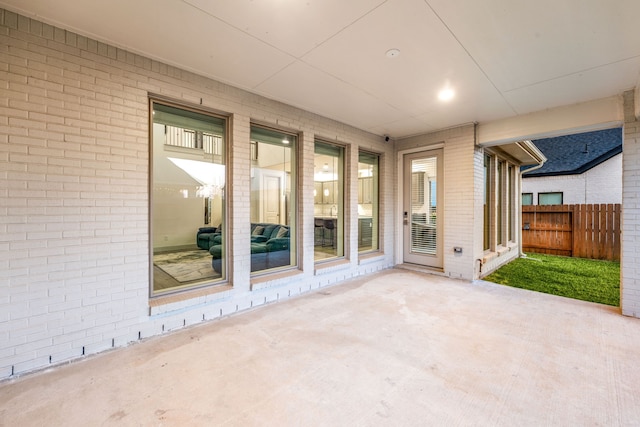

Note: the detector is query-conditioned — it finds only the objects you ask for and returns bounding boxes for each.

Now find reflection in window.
[358,151,379,252]
[151,101,226,295]
[249,126,297,273]
[314,141,344,261]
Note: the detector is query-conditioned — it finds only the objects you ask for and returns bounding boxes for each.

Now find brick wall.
[622,91,640,317]
[0,9,395,378]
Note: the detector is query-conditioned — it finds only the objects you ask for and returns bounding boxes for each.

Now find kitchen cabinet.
[358,177,373,204]
[322,181,336,204]
[314,182,323,204]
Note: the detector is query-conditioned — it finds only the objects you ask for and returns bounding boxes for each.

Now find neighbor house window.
[249,125,297,273]
[314,141,345,261]
[484,151,518,252]
[358,151,379,252]
[150,101,226,295]
[539,192,563,206]
[522,193,533,206]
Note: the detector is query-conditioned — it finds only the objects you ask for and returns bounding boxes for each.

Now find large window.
[358,151,379,252]
[539,192,563,206]
[249,126,297,273]
[151,101,226,295]
[314,141,345,261]
[483,154,491,251]
[484,151,517,252]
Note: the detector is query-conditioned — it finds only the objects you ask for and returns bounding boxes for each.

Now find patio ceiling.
[3,0,640,138]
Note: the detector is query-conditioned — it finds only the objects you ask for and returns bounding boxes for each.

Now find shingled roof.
[522,128,622,177]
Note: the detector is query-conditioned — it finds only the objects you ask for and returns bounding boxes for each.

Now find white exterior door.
[403,150,443,268]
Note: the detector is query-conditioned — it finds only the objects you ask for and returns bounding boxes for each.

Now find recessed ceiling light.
[438,87,455,102]
[386,48,400,58]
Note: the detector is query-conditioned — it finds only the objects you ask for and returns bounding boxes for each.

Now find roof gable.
[523,128,622,177]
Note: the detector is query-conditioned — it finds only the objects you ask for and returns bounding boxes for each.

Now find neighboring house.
[522,128,622,205]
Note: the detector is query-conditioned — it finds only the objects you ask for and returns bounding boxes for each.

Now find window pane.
[410,157,437,255]
[483,154,491,251]
[358,151,379,252]
[250,126,297,273]
[314,141,344,261]
[497,161,504,245]
[151,102,226,295]
[539,192,563,205]
[508,166,515,242]
[522,193,533,206]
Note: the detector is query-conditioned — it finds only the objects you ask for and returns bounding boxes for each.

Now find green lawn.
[484,253,620,306]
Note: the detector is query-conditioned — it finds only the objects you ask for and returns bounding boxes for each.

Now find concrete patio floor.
[1,268,640,426]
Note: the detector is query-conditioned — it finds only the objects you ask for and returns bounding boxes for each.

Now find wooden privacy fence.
[522,204,621,261]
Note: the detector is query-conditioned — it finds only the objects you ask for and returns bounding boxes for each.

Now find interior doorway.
[403,149,443,268]
[263,174,281,224]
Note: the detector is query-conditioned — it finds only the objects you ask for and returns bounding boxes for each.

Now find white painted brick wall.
[0,9,395,378]
[621,90,640,317]
[522,154,622,205]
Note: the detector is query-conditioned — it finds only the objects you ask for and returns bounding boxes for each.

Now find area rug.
[153,250,220,283]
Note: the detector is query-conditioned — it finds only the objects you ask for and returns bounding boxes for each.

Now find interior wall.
[152,124,212,249]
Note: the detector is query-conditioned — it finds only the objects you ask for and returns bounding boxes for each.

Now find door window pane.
[151,102,226,295]
[249,126,297,273]
[358,151,379,252]
[314,141,344,261]
[410,157,437,255]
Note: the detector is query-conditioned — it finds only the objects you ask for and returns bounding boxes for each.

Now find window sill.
[251,268,303,291]
[482,242,518,264]
[315,258,351,275]
[358,251,384,265]
[149,283,233,316]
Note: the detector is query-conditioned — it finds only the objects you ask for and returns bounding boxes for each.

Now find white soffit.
[1,0,639,138]
[427,0,640,92]
[4,0,296,89]
[301,0,514,118]
[477,96,623,146]
[182,0,387,58]
[255,61,409,132]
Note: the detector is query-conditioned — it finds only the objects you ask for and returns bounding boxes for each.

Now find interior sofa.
[196,225,222,250]
[209,223,290,273]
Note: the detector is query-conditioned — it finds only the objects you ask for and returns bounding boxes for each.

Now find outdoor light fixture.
[438,87,455,102]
